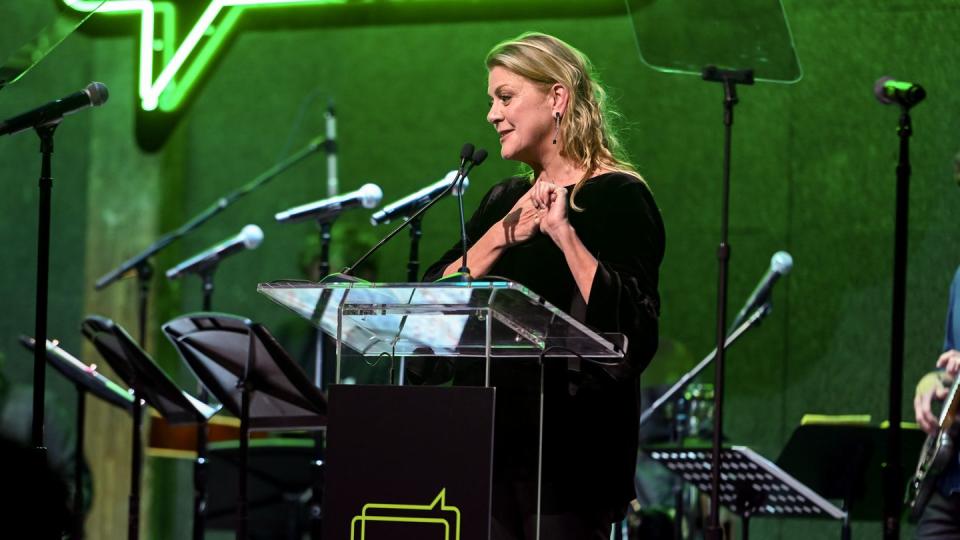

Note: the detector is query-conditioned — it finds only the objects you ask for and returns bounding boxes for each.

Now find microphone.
[455,147,488,276]
[730,250,793,330]
[0,82,109,136]
[276,183,382,223]
[341,143,487,278]
[874,77,926,107]
[166,224,263,280]
[471,148,488,167]
[459,143,475,173]
[371,171,469,225]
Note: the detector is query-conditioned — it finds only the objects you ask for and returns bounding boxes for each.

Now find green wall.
[2,0,959,537]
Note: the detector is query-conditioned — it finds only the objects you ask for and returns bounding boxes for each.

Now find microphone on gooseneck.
[371,170,469,225]
[456,147,487,278]
[470,148,488,167]
[338,144,484,279]
[459,143,475,173]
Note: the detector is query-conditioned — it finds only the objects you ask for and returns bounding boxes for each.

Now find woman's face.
[486,66,555,164]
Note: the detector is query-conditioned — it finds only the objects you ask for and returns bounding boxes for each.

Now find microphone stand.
[95,136,327,292]
[454,174,471,277]
[881,99,917,540]
[701,65,754,540]
[309,219,333,540]
[640,302,771,428]
[644,300,768,540]
[32,121,60,456]
[91,141,325,540]
[407,217,423,282]
[192,267,218,540]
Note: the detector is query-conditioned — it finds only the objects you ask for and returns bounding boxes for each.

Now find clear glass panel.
[257,280,623,359]
[0,1,106,88]
[625,0,802,83]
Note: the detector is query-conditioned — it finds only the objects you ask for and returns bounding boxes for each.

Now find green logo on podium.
[351,488,462,540]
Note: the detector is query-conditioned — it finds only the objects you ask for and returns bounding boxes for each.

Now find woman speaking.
[424,32,665,539]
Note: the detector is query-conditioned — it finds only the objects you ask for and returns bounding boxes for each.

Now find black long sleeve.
[424,173,665,376]
[421,171,665,511]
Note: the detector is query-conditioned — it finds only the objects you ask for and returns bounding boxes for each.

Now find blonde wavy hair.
[485,32,641,210]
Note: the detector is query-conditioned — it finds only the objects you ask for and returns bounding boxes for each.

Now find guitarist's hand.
[915,371,951,434]
[936,349,960,376]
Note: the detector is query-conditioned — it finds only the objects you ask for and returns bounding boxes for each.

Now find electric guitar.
[905,373,960,521]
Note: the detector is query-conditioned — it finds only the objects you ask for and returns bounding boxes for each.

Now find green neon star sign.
[63,0,345,111]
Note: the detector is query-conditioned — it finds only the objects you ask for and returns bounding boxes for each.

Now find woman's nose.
[487,103,501,125]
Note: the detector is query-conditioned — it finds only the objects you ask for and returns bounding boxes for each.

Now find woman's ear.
[550,83,569,116]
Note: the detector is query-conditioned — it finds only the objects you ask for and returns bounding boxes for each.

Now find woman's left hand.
[529,180,570,241]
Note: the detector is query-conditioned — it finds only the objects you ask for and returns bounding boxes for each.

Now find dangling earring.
[552,112,561,145]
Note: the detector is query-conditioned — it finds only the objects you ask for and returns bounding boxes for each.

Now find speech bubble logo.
[350,488,462,540]
[62,0,338,111]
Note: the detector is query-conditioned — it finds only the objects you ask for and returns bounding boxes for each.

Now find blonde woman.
[424,32,665,539]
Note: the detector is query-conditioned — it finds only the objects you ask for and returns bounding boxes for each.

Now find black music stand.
[646,446,846,540]
[18,335,133,540]
[81,316,219,540]
[161,313,327,540]
[775,421,926,537]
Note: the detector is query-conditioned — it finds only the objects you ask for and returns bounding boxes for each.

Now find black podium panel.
[324,384,495,540]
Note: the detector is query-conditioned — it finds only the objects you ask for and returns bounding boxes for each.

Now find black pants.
[916,490,960,539]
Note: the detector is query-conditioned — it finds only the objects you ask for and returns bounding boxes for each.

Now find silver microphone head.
[771,250,793,275]
[85,82,109,107]
[440,169,469,196]
[358,183,383,208]
[239,224,264,249]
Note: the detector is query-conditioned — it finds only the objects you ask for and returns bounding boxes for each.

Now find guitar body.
[906,431,955,521]
[905,375,960,521]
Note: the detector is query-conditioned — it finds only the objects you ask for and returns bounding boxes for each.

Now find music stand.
[18,335,133,540]
[646,446,845,540]
[81,316,219,540]
[161,313,327,540]
[775,420,926,537]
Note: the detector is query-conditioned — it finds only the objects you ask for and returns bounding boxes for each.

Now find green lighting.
[64,0,346,111]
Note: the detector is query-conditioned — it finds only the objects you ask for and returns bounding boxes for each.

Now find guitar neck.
[939,374,960,430]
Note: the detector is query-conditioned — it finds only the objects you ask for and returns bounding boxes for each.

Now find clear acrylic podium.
[258,279,626,539]
[258,279,625,383]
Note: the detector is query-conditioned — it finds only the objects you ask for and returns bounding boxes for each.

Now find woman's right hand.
[498,193,541,247]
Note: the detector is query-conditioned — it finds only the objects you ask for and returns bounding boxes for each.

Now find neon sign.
[63,0,343,112]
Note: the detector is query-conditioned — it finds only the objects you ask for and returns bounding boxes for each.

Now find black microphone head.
[874,76,926,107]
[460,143,475,162]
[471,148,488,166]
[85,82,109,106]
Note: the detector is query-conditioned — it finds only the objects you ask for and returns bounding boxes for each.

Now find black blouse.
[422,171,666,510]
[424,172,664,376]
